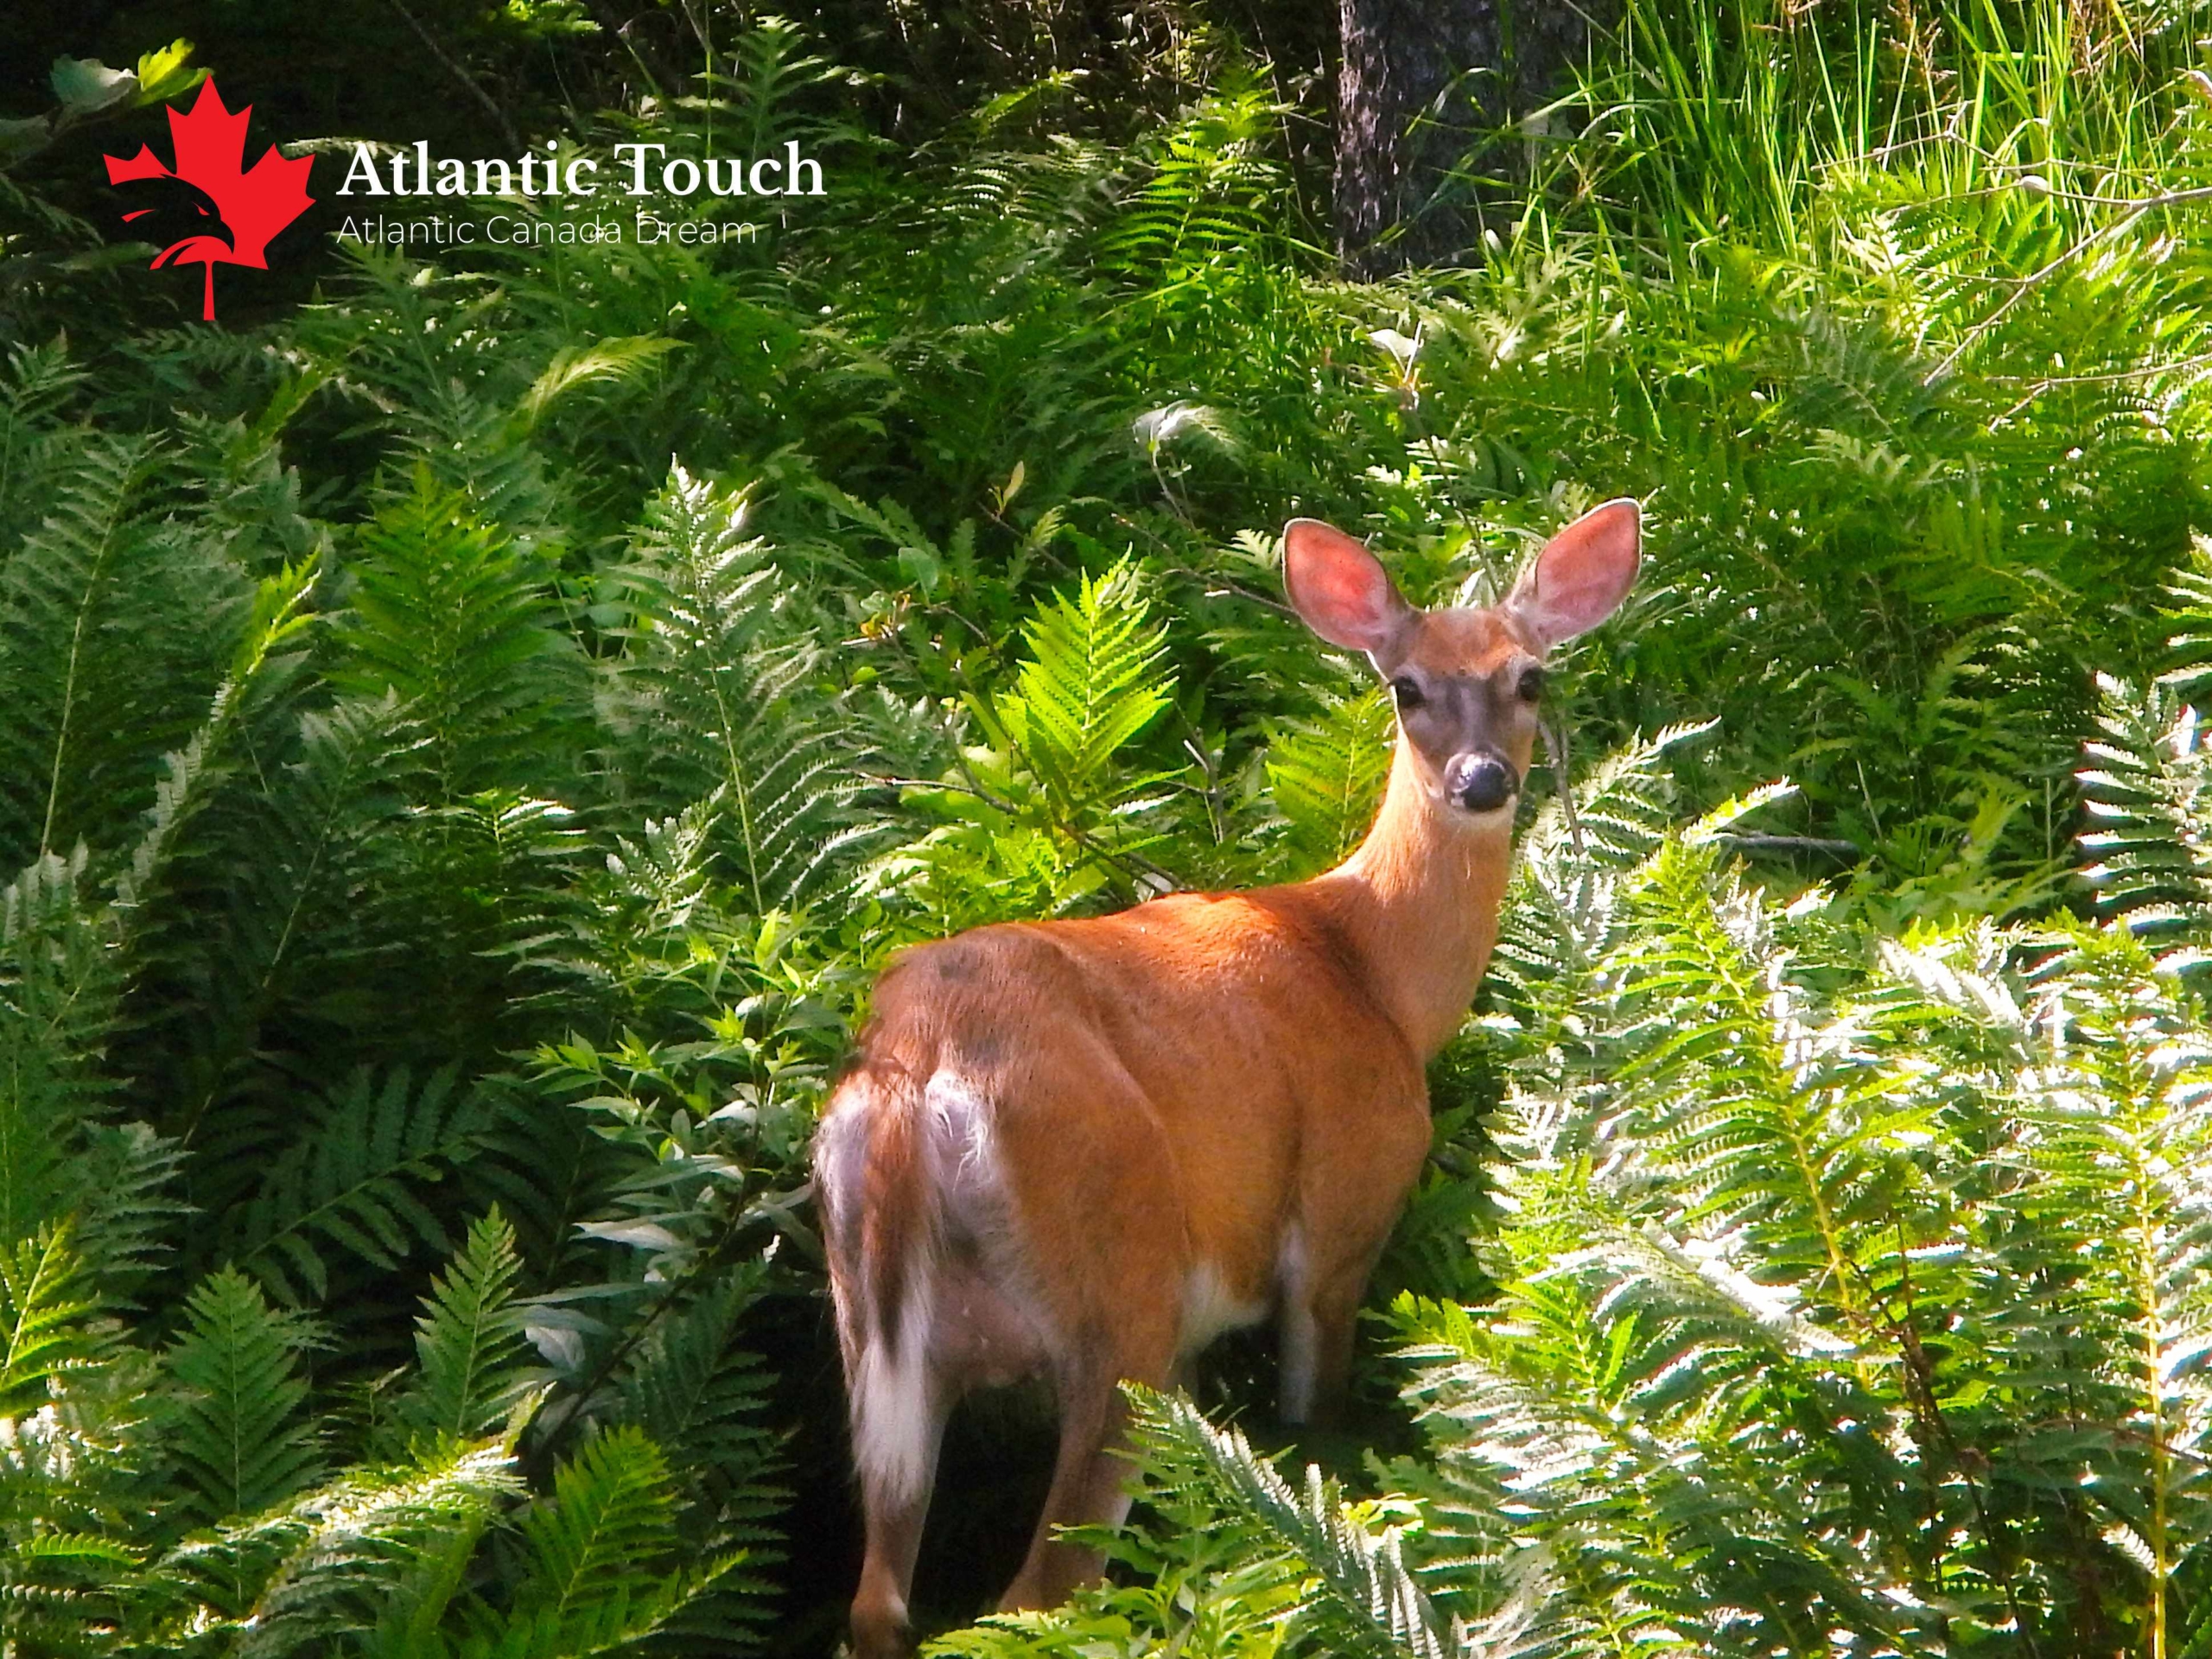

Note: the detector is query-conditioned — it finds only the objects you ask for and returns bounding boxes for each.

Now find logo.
[104,79,315,322]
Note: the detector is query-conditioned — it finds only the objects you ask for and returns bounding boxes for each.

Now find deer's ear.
[1507,499,1641,650]
[1283,519,1414,658]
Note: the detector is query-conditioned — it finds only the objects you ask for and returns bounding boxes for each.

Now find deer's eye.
[1390,677,1424,709]
[1516,665,1546,702]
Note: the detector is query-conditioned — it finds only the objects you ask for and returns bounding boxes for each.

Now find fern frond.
[1129,1387,1452,1659]
[605,463,868,912]
[114,557,319,921]
[232,1440,522,1658]
[164,1267,326,1524]
[0,340,86,551]
[226,1065,492,1306]
[509,1425,679,1635]
[2077,671,2212,958]
[0,849,113,1249]
[1266,687,1394,875]
[401,1207,543,1446]
[612,1266,785,1554]
[0,432,254,867]
[1486,723,1713,1046]
[518,334,683,429]
[330,469,584,807]
[0,1223,94,1416]
[70,1118,188,1294]
[996,560,1174,803]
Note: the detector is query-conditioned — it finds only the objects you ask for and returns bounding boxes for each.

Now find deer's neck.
[1312,739,1514,1059]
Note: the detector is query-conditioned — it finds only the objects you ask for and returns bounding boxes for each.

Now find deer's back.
[838,886,1429,1316]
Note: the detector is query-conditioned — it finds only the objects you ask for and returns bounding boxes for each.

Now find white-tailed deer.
[814,499,1642,1656]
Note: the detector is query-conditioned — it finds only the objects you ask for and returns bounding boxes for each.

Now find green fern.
[1126,1388,1451,1659]
[2077,671,2212,961]
[114,557,320,922]
[400,1208,544,1446]
[603,464,864,912]
[518,335,684,430]
[0,1223,95,1417]
[507,1426,682,1636]
[1097,69,1297,276]
[995,560,1174,804]
[226,1065,493,1306]
[386,1427,756,1659]
[0,848,111,1249]
[0,432,255,868]
[163,1267,325,1525]
[145,689,413,1152]
[232,1440,524,1658]
[611,1266,786,1582]
[1484,721,1713,1047]
[1265,687,1394,875]
[329,469,585,807]
[0,340,86,552]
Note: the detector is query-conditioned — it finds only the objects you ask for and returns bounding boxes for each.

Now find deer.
[812,498,1642,1657]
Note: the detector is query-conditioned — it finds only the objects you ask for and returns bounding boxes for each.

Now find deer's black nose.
[1449,752,1517,814]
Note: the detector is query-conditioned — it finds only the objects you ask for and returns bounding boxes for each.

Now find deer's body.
[816,503,1641,1657]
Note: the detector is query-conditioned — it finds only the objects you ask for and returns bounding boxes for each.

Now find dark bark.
[1333,0,1606,278]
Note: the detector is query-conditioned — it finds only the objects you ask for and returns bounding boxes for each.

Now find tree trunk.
[1333,0,1603,278]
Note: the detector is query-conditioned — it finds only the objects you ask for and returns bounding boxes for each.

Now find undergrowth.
[5,0,2212,1652]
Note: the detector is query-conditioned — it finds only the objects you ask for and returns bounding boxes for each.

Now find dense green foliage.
[10,0,2212,1652]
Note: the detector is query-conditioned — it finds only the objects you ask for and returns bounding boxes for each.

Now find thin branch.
[381,0,524,154]
[861,772,1185,890]
[1987,350,2212,425]
[1926,184,2212,385]
[1712,832,1862,861]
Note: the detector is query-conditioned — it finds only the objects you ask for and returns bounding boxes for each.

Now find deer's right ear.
[1283,519,1414,658]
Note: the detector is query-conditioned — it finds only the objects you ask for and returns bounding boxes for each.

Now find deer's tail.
[815,1063,942,1503]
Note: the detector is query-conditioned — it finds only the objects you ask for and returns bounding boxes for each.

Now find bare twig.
[1927,183,2212,385]
[1539,716,1584,859]
[1713,832,1862,861]
[1988,349,2212,424]
[862,772,1185,889]
[382,0,524,154]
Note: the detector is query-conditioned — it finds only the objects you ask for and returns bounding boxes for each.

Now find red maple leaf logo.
[104,79,315,322]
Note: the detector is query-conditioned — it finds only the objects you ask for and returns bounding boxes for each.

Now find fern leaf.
[114,557,319,919]
[0,850,107,1250]
[1266,687,1394,874]
[403,1207,543,1445]
[165,1267,325,1523]
[329,469,584,806]
[0,1223,94,1416]
[613,1268,785,1555]
[1128,1388,1452,1659]
[228,1065,490,1306]
[509,1425,680,1638]
[2077,671,2212,956]
[997,561,1173,801]
[0,432,256,867]
[604,463,868,910]
[235,1440,522,1657]
[518,335,683,429]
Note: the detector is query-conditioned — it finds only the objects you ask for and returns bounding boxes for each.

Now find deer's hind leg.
[850,1390,950,1659]
[998,1300,1179,1613]
[988,1050,1189,1614]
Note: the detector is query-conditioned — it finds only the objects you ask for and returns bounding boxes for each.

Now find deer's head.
[1283,499,1641,821]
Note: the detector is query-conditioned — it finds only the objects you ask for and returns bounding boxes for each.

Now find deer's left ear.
[1506,499,1641,651]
